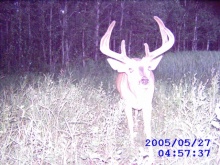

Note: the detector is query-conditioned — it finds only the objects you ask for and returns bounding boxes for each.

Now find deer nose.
[140,77,149,85]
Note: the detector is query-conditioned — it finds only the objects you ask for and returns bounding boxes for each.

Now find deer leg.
[125,104,134,143]
[142,102,154,163]
[134,109,138,130]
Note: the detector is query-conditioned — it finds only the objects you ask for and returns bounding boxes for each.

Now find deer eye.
[128,68,134,73]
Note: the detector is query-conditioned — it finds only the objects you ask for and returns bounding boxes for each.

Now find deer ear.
[148,56,163,70]
[107,58,127,72]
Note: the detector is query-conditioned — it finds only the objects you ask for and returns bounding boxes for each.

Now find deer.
[100,16,174,163]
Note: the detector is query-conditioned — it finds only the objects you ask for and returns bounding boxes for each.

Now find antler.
[145,16,175,59]
[100,16,174,62]
[100,21,130,63]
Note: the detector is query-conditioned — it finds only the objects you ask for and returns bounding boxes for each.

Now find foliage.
[0,51,220,164]
[0,1,220,73]
[155,51,220,81]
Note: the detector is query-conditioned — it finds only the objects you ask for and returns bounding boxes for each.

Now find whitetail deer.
[100,16,174,163]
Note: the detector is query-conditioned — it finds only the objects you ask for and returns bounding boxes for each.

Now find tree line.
[0,0,219,73]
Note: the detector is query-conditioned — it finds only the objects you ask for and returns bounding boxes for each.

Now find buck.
[100,16,174,163]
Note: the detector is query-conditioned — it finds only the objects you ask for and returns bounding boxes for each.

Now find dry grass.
[0,51,220,164]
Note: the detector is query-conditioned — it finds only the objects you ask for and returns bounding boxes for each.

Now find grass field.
[0,51,220,164]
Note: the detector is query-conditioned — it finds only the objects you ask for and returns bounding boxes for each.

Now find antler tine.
[100,21,129,63]
[148,16,175,59]
[121,40,126,55]
[144,43,150,57]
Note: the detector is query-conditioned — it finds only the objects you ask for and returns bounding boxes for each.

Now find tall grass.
[0,51,219,164]
[156,51,220,81]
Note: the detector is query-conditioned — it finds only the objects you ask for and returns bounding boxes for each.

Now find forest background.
[0,0,220,73]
